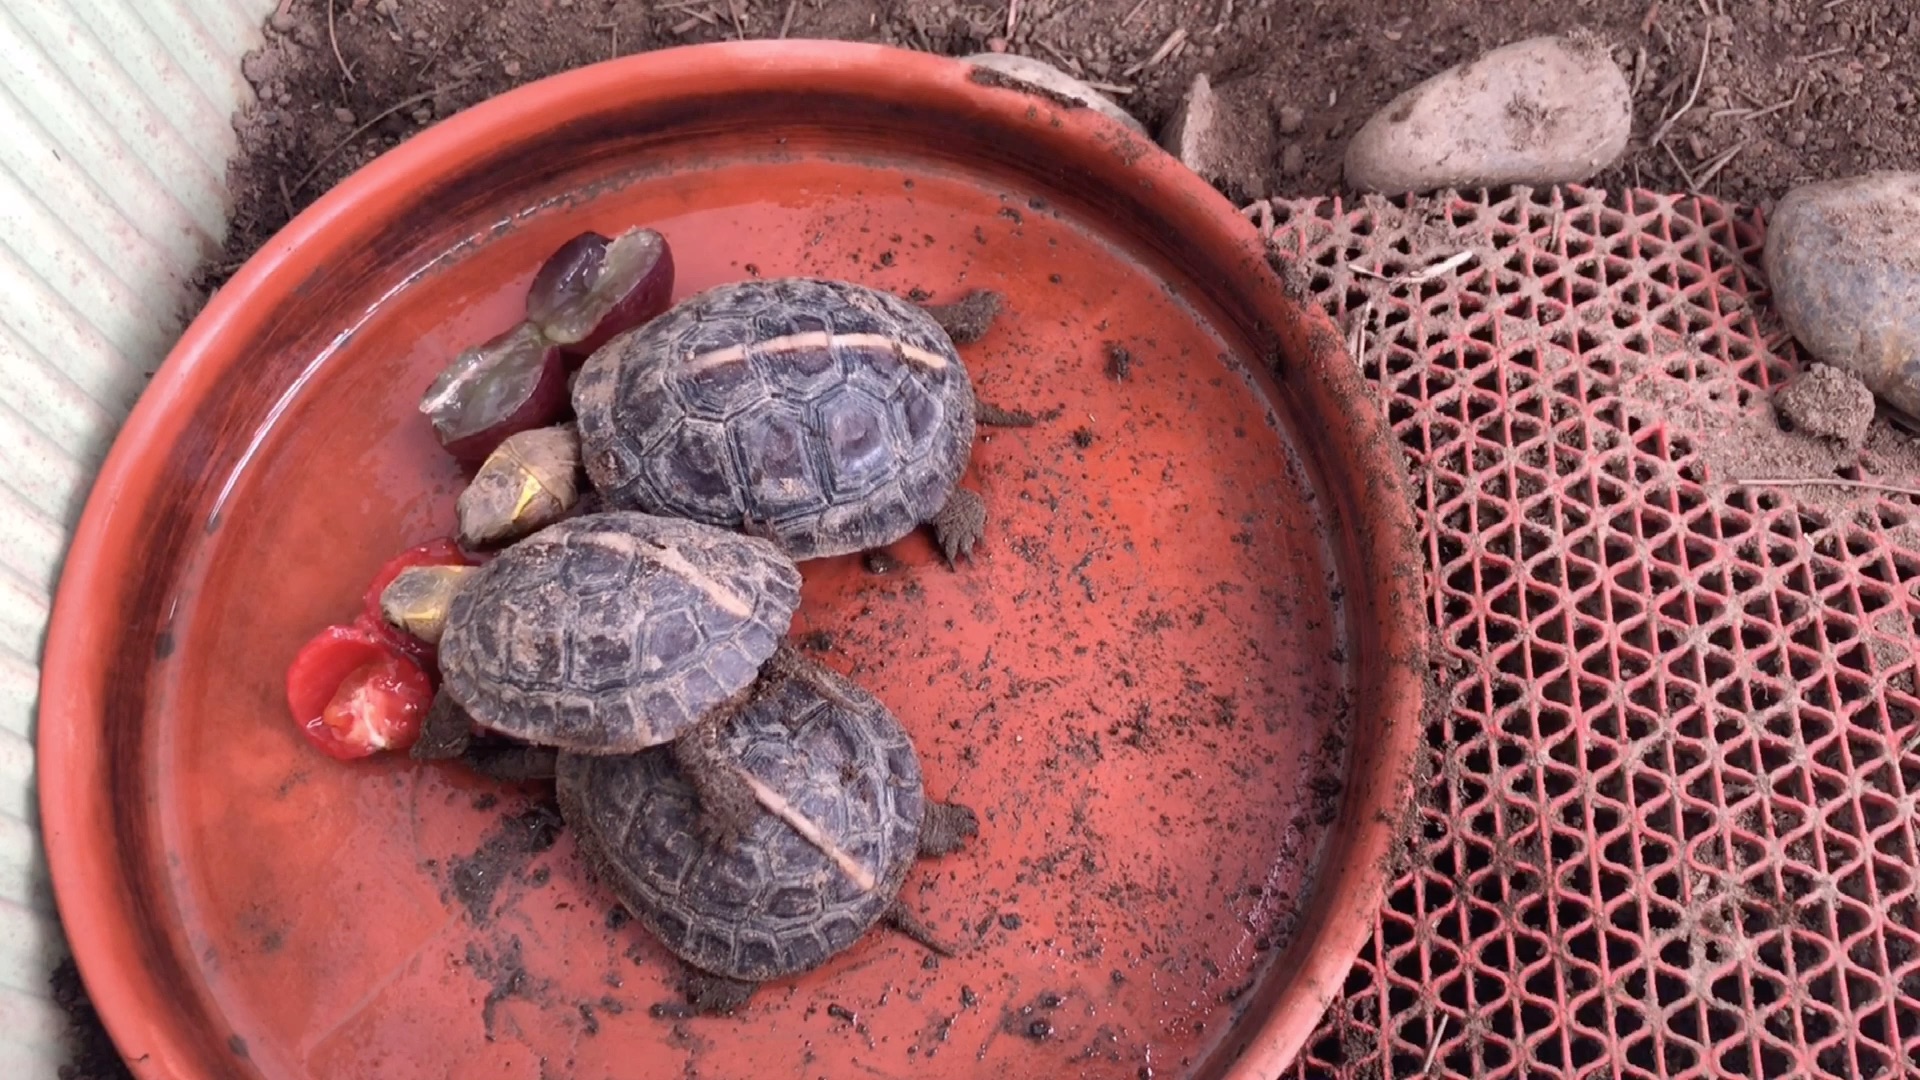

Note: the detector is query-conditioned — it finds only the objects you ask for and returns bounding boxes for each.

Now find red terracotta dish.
[38,41,1426,1080]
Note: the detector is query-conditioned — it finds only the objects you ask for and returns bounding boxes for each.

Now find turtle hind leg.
[672,711,757,851]
[885,903,958,957]
[920,290,1002,344]
[682,968,758,1015]
[461,744,561,783]
[918,801,980,857]
[411,689,475,762]
[931,488,987,567]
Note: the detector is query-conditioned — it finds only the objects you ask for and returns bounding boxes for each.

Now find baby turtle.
[570,276,1035,565]
[469,652,978,1013]
[419,510,803,844]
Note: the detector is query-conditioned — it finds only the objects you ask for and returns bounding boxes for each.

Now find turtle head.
[456,423,584,548]
[379,563,482,645]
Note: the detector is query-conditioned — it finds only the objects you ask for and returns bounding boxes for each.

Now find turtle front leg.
[919,290,1002,344]
[931,488,988,567]
[918,800,980,857]
[672,711,758,851]
[682,967,758,1015]
[412,688,476,762]
[917,289,1038,426]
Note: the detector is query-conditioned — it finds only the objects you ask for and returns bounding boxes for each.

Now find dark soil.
[463,934,545,1041]
[50,958,134,1080]
[446,802,564,924]
[207,0,1920,291]
[1623,349,1920,521]
[1774,362,1877,447]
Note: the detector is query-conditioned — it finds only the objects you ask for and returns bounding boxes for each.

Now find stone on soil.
[962,53,1146,135]
[1762,171,1920,422]
[1159,73,1274,201]
[1161,74,1220,179]
[1774,363,1877,449]
[1343,33,1631,195]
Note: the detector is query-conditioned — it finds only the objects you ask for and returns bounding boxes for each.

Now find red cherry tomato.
[286,624,434,760]
[359,537,475,667]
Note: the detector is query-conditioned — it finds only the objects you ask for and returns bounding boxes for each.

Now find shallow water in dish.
[146,156,1350,1079]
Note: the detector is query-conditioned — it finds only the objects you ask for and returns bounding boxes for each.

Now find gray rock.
[1158,74,1274,200]
[1343,33,1631,195]
[961,53,1146,136]
[1764,171,1920,421]
[1160,74,1219,174]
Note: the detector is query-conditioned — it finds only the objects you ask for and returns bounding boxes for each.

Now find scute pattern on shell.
[436,511,802,752]
[573,277,978,559]
[557,661,927,982]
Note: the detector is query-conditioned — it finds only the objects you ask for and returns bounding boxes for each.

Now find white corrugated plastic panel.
[0,0,276,1072]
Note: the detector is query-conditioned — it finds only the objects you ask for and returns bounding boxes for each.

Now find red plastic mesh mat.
[1247,187,1920,1079]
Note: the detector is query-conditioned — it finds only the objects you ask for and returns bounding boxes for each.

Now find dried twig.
[1083,80,1135,95]
[1006,0,1019,36]
[1649,24,1711,148]
[1122,0,1150,24]
[1348,250,1475,284]
[778,0,798,37]
[1348,300,1375,372]
[1737,477,1920,500]
[726,0,747,39]
[1422,1016,1450,1076]
[1036,39,1080,72]
[1740,80,1806,121]
[1660,140,1699,189]
[412,29,452,81]
[1795,44,1848,63]
[327,0,355,85]
[1691,139,1748,190]
[739,771,876,890]
[1123,28,1189,77]
[294,82,468,195]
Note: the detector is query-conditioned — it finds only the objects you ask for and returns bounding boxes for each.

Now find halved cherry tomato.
[286,624,434,760]
[359,537,476,668]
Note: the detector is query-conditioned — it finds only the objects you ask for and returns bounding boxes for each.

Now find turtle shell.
[572,277,977,559]
[556,659,926,983]
[437,511,801,753]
